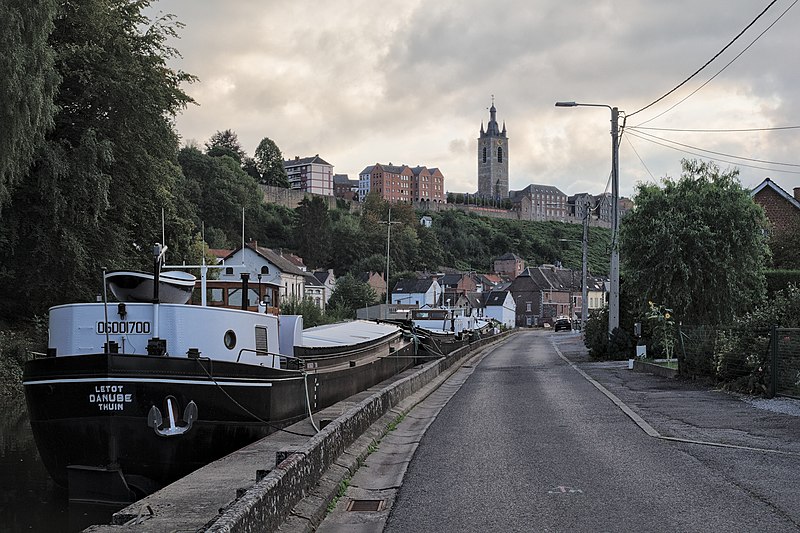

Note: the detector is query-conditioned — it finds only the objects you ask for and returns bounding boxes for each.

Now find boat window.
[228,288,260,307]
[228,288,243,306]
[255,326,268,355]
[224,330,237,350]
[208,288,224,304]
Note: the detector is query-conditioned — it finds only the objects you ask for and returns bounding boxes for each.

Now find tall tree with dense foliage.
[294,196,330,268]
[327,274,377,317]
[0,0,196,319]
[178,147,266,245]
[254,137,289,187]
[620,159,769,325]
[205,129,246,163]
[0,0,59,212]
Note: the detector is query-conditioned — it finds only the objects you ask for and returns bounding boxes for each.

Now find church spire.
[485,96,500,136]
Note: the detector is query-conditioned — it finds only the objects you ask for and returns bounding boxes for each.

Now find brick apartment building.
[359,163,445,203]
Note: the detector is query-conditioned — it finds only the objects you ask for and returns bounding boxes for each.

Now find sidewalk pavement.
[554,332,800,455]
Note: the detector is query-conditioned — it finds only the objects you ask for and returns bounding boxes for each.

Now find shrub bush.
[0,317,48,397]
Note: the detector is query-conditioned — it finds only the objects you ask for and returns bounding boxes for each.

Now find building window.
[482,146,487,163]
[498,147,503,163]
[260,265,269,275]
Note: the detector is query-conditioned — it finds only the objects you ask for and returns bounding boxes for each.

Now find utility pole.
[581,206,589,331]
[609,107,620,337]
[379,209,401,318]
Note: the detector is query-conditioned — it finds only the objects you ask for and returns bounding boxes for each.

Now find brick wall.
[754,187,800,233]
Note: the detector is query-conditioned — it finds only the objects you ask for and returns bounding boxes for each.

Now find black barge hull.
[23,347,413,501]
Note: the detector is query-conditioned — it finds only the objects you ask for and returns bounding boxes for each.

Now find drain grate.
[347,499,385,512]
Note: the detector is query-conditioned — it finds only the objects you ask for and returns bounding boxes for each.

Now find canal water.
[0,396,116,532]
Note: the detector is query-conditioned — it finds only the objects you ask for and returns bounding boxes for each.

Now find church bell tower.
[477,97,508,198]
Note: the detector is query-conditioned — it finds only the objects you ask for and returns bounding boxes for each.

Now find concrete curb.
[202,332,513,532]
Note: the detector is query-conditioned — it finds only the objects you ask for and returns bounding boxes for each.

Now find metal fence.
[676,325,800,397]
[771,327,800,399]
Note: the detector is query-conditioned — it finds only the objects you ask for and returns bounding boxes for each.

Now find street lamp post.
[555,101,620,338]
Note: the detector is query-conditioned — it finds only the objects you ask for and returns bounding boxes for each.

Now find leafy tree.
[0,0,59,212]
[328,212,367,274]
[620,159,768,325]
[389,225,421,273]
[241,156,261,181]
[205,129,246,163]
[280,296,327,327]
[0,0,196,319]
[178,147,263,244]
[294,196,330,268]
[248,203,295,250]
[328,274,377,317]
[350,254,388,280]
[416,226,445,271]
[254,137,288,187]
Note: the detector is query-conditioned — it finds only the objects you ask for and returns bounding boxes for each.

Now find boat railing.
[236,348,304,370]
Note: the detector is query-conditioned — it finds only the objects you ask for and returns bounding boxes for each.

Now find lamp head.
[555,101,578,107]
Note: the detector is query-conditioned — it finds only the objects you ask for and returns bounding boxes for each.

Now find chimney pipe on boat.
[241,272,250,310]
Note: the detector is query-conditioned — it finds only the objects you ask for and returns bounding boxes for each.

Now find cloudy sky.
[149,0,800,199]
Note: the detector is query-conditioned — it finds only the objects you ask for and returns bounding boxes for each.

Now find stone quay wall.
[203,331,513,532]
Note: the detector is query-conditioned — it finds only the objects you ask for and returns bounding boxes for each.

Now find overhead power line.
[630,129,800,167]
[624,135,657,182]
[627,0,779,119]
[625,130,800,175]
[632,0,798,126]
[631,125,800,133]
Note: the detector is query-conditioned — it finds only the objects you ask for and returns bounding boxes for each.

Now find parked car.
[554,317,572,332]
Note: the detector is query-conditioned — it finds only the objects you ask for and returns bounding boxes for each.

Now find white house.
[313,269,336,305]
[221,243,306,307]
[303,272,326,310]
[483,290,516,329]
[391,278,442,307]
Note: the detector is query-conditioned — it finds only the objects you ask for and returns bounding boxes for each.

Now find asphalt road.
[383,330,800,533]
